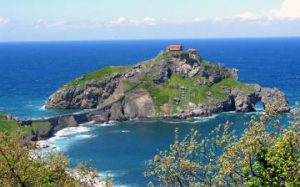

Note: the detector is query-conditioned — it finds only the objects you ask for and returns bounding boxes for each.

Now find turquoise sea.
[0,38,300,186]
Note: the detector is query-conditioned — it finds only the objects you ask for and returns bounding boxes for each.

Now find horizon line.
[1,35,300,43]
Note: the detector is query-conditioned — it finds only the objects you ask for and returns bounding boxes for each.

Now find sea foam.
[54,126,91,137]
[40,125,97,151]
[39,105,46,111]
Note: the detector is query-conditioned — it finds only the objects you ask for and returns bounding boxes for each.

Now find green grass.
[0,114,32,134]
[155,52,172,61]
[165,74,225,100]
[123,79,170,112]
[0,114,19,132]
[213,78,256,94]
[66,65,130,87]
[31,121,51,132]
[214,78,242,87]
[202,60,211,65]
[0,114,51,135]
[140,81,170,110]
[155,51,193,62]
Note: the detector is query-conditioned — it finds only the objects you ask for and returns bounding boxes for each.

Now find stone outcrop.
[23,113,90,141]
[173,85,290,119]
[46,74,121,109]
[109,90,156,120]
[260,88,290,113]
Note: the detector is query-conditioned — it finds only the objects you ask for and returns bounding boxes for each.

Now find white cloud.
[188,13,260,24]
[0,17,10,25]
[186,13,261,24]
[193,0,300,24]
[141,17,157,25]
[34,19,68,28]
[111,17,157,26]
[32,4,300,32]
[34,19,103,29]
[111,17,127,25]
[238,12,258,21]
[35,17,142,29]
[203,1,300,25]
[272,0,300,19]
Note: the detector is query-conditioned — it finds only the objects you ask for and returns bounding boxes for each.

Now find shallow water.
[47,112,256,186]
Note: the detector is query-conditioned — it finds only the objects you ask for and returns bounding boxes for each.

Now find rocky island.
[46,46,289,119]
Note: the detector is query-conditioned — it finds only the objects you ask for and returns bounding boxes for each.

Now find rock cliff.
[45,50,289,122]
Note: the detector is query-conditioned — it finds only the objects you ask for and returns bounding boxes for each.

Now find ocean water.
[0,38,300,186]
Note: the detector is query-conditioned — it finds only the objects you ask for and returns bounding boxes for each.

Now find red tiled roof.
[167,45,182,51]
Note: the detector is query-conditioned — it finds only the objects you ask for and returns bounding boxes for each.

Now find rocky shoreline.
[21,86,289,141]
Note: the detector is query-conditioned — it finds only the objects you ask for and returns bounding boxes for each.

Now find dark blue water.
[0,38,300,186]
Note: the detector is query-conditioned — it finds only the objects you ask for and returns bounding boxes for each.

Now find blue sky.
[0,0,300,41]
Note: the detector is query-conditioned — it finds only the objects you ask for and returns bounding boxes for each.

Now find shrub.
[146,107,300,186]
[0,129,111,187]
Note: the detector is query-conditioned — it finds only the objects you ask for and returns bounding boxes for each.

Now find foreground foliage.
[146,107,300,186]
[0,129,111,187]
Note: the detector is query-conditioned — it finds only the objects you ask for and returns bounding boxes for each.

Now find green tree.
[218,110,300,186]
[0,129,111,187]
[146,108,300,186]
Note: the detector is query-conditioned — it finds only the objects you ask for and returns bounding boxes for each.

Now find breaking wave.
[39,105,46,111]
[39,125,99,151]
[54,126,91,137]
